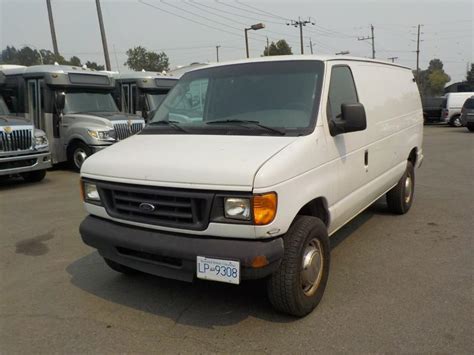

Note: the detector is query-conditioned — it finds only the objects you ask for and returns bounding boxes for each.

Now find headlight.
[34,132,48,149]
[81,181,101,204]
[88,129,114,140]
[224,198,251,220]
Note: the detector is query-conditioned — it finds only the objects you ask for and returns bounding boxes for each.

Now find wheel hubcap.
[404,174,412,204]
[301,238,324,296]
[453,117,462,127]
[73,148,87,169]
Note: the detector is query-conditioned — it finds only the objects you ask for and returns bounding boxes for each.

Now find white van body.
[79,56,423,316]
[442,92,474,126]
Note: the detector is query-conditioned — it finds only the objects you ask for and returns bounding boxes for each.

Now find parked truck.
[0,65,145,171]
[113,72,178,121]
[0,71,51,182]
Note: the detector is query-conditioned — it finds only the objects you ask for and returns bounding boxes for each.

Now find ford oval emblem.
[139,202,155,212]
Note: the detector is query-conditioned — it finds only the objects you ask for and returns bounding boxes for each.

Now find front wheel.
[386,161,415,214]
[68,141,92,172]
[267,216,330,317]
[449,115,462,127]
[21,169,46,183]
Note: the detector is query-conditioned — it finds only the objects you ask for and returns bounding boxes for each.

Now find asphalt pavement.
[0,124,473,354]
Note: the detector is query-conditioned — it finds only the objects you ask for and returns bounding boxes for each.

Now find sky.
[0,0,472,82]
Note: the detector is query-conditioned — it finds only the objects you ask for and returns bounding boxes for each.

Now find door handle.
[364,150,369,167]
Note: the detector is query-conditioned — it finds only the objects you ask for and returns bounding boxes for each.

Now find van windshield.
[0,97,10,115]
[147,60,324,136]
[64,92,119,114]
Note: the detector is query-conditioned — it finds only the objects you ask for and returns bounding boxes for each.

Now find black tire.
[449,115,462,127]
[267,216,330,317]
[103,258,138,275]
[386,161,415,214]
[467,123,474,132]
[68,141,92,172]
[21,169,46,182]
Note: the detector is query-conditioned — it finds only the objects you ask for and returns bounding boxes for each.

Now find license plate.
[196,256,240,284]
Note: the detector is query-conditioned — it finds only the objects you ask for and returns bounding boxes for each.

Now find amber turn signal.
[253,192,277,225]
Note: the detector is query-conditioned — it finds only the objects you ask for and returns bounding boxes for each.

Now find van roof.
[182,55,412,74]
[1,64,114,77]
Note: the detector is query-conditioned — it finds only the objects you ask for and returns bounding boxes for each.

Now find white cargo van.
[442,92,474,126]
[79,56,423,316]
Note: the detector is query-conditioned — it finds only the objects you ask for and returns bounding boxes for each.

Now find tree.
[467,63,474,84]
[263,40,293,56]
[124,46,170,72]
[416,58,451,96]
[85,61,105,71]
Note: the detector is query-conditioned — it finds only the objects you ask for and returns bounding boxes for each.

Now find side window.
[327,66,358,122]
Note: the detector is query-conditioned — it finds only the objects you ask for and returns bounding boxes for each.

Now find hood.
[0,115,32,127]
[85,112,142,121]
[81,134,298,189]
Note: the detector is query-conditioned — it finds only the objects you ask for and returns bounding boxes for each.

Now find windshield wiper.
[206,119,286,136]
[148,120,190,133]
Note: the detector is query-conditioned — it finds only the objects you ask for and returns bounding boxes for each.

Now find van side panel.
[350,63,423,202]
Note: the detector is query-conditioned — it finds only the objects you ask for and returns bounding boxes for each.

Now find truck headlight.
[88,129,114,141]
[81,181,101,204]
[224,198,251,220]
[34,131,48,149]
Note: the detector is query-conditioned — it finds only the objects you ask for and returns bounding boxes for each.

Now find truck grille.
[113,122,143,140]
[96,181,214,231]
[0,129,33,152]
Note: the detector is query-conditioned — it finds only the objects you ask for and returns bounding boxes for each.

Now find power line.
[137,1,249,40]
[216,0,287,24]
[234,0,290,21]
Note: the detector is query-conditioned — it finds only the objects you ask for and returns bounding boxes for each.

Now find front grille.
[0,129,33,152]
[113,122,143,140]
[0,158,36,170]
[97,181,214,231]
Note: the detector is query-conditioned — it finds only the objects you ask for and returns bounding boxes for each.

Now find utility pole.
[358,24,375,59]
[46,0,59,57]
[95,0,111,71]
[216,45,220,62]
[387,56,399,63]
[416,24,423,77]
[266,37,270,56]
[307,38,315,54]
[287,17,315,54]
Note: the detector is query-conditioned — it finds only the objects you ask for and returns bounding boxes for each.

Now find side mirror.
[331,103,367,135]
[56,92,65,111]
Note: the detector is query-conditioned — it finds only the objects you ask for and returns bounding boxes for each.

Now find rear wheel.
[467,123,474,132]
[267,216,330,317]
[103,258,138,275]
[386,161,415,214]
[449,115,462,127]
[21,169,46,183]
[68,141,92,172]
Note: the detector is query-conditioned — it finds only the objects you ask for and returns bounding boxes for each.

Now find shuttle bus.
[0,65,145,170]
[114,72,178,121]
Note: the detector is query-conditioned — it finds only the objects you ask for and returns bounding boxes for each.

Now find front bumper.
[91,144,112,153]
[80,216,284,282]
[0,152,51,176]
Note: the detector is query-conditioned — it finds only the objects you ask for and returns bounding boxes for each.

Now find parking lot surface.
[0,125,473,354]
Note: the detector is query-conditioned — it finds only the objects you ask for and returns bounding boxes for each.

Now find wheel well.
[408,147,417,165]
[296,197,330,227]
[67,139,86,156]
